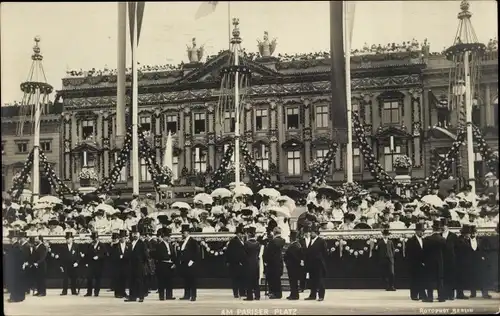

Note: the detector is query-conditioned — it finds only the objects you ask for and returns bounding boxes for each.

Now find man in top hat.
[17,230,32,295]
[30,235,48,297]
[303,223,328,301]
[84,232,107,297]
[243,226,261,301]
[56,231,81,296]
[124,225,148,302]
[263,226,286,299]
[225,224,247,298]
[454,224,472,299]
[299,225,311,293]
[178,224,200,301]
[284,230,304,300]
[440,217,458,300]
[422,220,446,302]
[6,230,28,303]
[406,223,427,301]
[468,225,493,299]
[370,226,396,291]
[153,227,177,300]
[111,229,130,299]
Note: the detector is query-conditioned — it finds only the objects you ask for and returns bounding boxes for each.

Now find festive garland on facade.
[240,141,273,190]
[327,237,406,258]
[39,149,75,198]
[8,148,35,200]
[206,144,234,192]
[472,124,499,175]
[199,240,228,256]
[297,142,338,192]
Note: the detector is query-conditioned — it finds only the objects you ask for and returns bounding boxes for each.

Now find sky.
[1,1,497,105]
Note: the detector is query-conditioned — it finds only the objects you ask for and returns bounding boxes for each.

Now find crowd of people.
[3,183,499,241]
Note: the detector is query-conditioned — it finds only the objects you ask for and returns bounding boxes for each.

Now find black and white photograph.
[1,1,499,315]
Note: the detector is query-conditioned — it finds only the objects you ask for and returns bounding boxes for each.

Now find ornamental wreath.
[79,168,99,181]
[13,172,31,185]
[393,155,412,169]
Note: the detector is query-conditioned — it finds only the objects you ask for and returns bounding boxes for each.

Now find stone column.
[63,114,72,180]
[270,101,279,167]
[207,104,216,169]
[409,88,422,168]
[245,103,253,153]
[71,113,78,182]
[154,109,162,163]
[178,108,185,171]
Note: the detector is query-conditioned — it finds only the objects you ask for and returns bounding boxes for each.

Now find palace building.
[2,36,498,196]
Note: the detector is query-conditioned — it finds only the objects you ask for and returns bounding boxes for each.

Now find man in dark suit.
[56,232,81,296]
[153,228,177,300]
[468,225,493,299]
[422,220,446,302]
[371,227,396,291]
[455,224,471,299]
[243,226,261,301]
[31,235,48,297]
[108,231,119,293]
[298,225,311,292]
[7,230,27,303]
[440,217,458,300]
[112,230,130,298]
[406,223,426,301]
[84,232,107,297]
[18,232,32,295]
[263,226,286,299]
[304,224,328,301]
[225,224,247,298]
[284,230,304,300]
[178,224,200,301]
[125,226,148,302]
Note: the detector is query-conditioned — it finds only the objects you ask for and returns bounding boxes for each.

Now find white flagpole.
[228,2,231,50]
[464,50,476,204]
[132,3,140,195]
[232,19,241,186]
[344,1,353,183]
[116,2,127,148]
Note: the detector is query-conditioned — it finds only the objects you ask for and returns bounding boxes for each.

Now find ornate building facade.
[38,37,499,194]
[1,103,63,193]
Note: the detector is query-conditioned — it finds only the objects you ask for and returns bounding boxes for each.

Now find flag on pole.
[329,1,348,143]
[128,2,146,47]
[195,1,218,19]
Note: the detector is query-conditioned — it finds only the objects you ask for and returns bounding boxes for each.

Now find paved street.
[4,289,499,315]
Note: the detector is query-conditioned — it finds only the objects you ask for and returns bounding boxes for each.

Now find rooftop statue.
[187,37,204,63]
[257,31,277,57]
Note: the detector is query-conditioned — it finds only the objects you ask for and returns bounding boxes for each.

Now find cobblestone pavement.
[4,289,499,315]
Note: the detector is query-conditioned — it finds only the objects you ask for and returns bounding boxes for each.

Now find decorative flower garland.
[298,142,338,192]
[8,148,35,200]
[472,124,499,175]
[78,168,99,181]
[240,141,273,190]
[39,149,74,198]
[200,240,228,256]
[206,144,234,192]
[342,182,362,200]
[327,237,406,259]
[13,172,31,185]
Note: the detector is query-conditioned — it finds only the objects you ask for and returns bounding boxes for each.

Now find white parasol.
[210,188,232,198]
[421,194,445,207]
[96,203,116,215]
[38,196,63,205]
[267,206,291,218]
[172,201,191,210]
[33,202,52,210]
[277,195,296,212]
[258,188,281,198]
[233,185,253,197]
[194,193,213,205]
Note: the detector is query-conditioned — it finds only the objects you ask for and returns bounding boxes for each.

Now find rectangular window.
[172,156,179,180]
[254,145,269,171]
[194,113,206,134]
[114,152,127,181]
[316,149,328,161]
[382,101,400,125]
[17,142,28,154]
[287,150,301,175]
[286,108,299,130]
[315,105,329,128]
[353,147,361,173]
[193,147,207,172]
[40,140,52,152]
[165,115,177,135]
[224,111,236,133]
[384,146,401,172]
[140,116,151,132]
[255,109,268,131]
[82,120,95,140]
[140,158,152,181]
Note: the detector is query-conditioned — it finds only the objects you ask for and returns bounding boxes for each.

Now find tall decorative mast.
[18,36,54,203]
[445,0,486,198]
[216,18,252,185]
